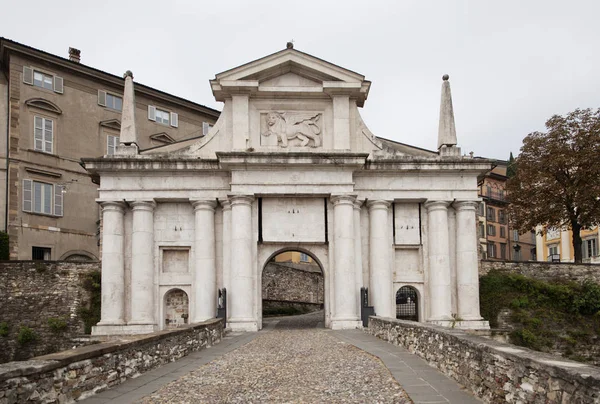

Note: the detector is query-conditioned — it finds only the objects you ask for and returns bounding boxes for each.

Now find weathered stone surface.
[368,316,600,403]
[262,261,323,308]
[480,260,600,284]
[0,319,223,404]
[0,261,100,363]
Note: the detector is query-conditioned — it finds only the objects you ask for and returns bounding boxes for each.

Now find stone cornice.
[217,151,369,169]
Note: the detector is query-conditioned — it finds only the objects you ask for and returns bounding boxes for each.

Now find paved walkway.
[81,312,479,403]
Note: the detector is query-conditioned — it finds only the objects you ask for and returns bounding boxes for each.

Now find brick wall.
[0,261,100,363]
[0,319,223,403]
[368,317,600,403]
[480,259,600,284]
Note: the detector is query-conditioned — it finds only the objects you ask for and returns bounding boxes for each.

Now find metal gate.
[396,286,418,321]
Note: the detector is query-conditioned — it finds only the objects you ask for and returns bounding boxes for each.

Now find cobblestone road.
[137,312,410,403]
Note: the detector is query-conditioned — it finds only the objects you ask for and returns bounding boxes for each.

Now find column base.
[92,323,157,336]
[331,319,361,330]
[428,319,490,330]
[228,318,258,332]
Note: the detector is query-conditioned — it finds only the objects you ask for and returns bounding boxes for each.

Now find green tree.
[507,108,600,263]
[506,152,516,178]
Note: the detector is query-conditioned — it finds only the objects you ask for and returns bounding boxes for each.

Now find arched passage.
[259,246,327,329]
[163,288,189,328]
[396,286,419,321]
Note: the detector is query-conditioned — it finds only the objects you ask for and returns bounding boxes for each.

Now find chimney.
[68,47,81,63]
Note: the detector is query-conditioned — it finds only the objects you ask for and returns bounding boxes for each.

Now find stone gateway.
[83,45,490,334]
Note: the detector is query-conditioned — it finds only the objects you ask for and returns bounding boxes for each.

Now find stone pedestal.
[229,195,257,331]
[128,201,157,332]
[192,200,217,322]
[368,200,394,319]
[331,195,360,329]
[425,201,453,322]
[93,201,126,335]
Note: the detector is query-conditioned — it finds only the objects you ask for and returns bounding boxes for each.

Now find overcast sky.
[2,0,599,160]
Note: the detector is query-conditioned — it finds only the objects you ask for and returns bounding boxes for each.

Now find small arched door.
[164,289,189,328]
[396,286,418,321]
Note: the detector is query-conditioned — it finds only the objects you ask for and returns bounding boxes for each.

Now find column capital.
[353,199,364,211]
[220,199,232,211]
[366,199,391,211]
[191,199,217,212]
[424,200,450,212]
[100,201,126,213]
[229,195,254,207]
[130,200,156,211]
[331,194,356,206]
[454,200,480,211]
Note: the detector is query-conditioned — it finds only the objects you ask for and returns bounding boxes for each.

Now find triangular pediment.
[99,119,121,131]
[149,132,175,144]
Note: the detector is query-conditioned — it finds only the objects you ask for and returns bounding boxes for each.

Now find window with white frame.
[22,180,64,216]
[487,242,496,258]
[34,71,53,90]
[147,105,178,127]
[107,135,120,155]
[582,238,598,259]
[548,244,559,261]
[98,90,123,111]
[513,230,520,241]
[487,224,496,236]
[23,67,63,93]
[34,116,54,153]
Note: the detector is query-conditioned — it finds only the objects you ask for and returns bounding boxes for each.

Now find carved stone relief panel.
[260,111,322,148]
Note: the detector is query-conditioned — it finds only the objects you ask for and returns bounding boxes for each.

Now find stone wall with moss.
[0,261,100,363]
[262,262,324,312]
[480,259,600,283]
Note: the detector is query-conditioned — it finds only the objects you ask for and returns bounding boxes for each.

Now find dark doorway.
[396,286,418,321]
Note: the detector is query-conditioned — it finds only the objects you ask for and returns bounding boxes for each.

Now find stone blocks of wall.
[480,260,600,284]
[0,319,223,403]
[0,261,100,363]
[368,316,600,403]
[262,262,324,304]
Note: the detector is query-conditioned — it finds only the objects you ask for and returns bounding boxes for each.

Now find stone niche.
[394,203,421,245]
[162,249,189,273]
[262,197,325,242]
[260,111,323,148]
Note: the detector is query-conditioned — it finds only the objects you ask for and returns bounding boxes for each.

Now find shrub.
[78,270,101,334]
[0,232,8,260]
[17,326,37,345]
[47,317,68,333]
[0,322,8,337]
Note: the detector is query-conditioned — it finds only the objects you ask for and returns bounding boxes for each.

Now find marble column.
[229,195,256,331]
[425,201,453,322]
[367,200,394,318]
[192,200,217,322]
[331,195,359,329]
[220,199,232,303]
[129,200,156,327]
[353,200,364,316]
[97,201,126,326]
[455,201,484,321]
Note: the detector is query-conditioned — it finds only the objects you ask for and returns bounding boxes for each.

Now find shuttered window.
[23,67,63,93]
[22,179,63,216]
[98,90,122,111]
[148,105,178,127]
[34,116,54,153]
[107,135,120,155]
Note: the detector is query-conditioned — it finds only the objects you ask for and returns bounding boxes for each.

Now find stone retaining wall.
[368,316,600,403]
[480,260,600,284]
[262,262,324,304]
[0,261,100,363]
[0,318,224,403]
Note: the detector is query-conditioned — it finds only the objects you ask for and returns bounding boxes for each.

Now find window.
[34,116,53,153]
[148,105,178,127]
[514,249,522,261]
[486,207,495,222]
[98,90,123,111]
[582,238,598,259]
[487,224,496,236]
[500,243,507,259]
[300,252,309,262]
[478,203,485,216]
[500,226,506,238]
[498,210,506,224]
[32,246,51,260]
[107,135,120,155]
[548,245,560,262]
[487,242,496,258]
[513,230,520,241]
[23,66,63,93]
[22,180,64,216]
[478,223,485,238]
[203,122,213,136]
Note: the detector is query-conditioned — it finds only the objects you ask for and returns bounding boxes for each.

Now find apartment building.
[477,162,536,261]
[536,226,599,264]
[0,38,220,260]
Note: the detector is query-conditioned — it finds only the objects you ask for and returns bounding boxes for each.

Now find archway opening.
[262,250,324,327]
[164,288,189,328]
[396,286,419,321]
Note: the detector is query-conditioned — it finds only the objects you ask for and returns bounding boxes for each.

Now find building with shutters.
[0,38,219,260]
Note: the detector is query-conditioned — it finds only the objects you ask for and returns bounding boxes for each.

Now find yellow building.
[536,226,599,263]
[274,251,314,264]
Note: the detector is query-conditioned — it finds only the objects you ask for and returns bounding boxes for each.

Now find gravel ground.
[138,320,411,403]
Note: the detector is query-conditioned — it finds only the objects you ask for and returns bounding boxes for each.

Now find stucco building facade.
[84,45,491,333]
[0,38,219,260]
